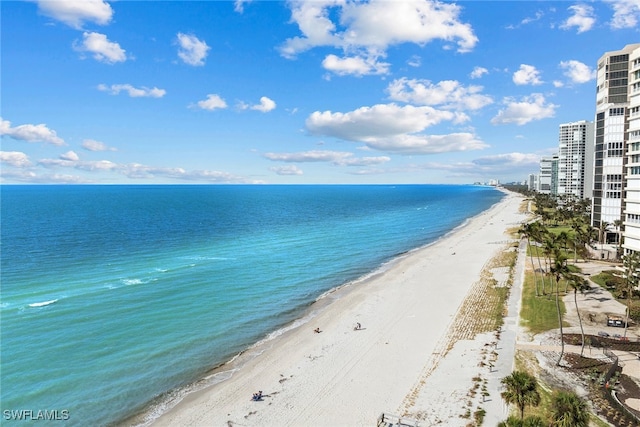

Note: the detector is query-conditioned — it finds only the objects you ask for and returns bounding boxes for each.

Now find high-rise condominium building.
[528,173,538,192]
[623,45,640,254]
[538,155,558,195]
[592,43,640,244]
[557,120,594,200]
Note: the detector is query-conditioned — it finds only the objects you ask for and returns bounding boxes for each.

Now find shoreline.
[126,189,526,426]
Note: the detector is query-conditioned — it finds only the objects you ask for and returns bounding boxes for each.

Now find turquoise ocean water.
[0,185,503,426]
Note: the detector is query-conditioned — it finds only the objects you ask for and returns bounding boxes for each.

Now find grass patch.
[519,271,568,334]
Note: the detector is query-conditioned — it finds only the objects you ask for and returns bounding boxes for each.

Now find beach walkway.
[478,237,526,426]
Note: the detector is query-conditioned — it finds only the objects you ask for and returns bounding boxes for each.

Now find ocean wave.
[121,277,157,286]
[122,278,144,286]
[28,299,58,308]
[131,367,239,427]
[180,255,235,261]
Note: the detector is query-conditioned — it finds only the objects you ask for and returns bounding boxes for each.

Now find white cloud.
[38,153,119,172]
[120,163,250,183]
[606,0,640,29]
[264,150,390,166]
[491,93,557,126]
[306,104,467,142]
[76,160,119,171]
[407,55,421,67]
[506,10,544,30]
[0,169,90,184]
[35,153,254,183]
[420,152,540,178]
[270,165,304,176]
[280,0,477,75]
[250,96,277,112]
[513,64,543,85]
[234,0,252,13]
[470,66,488,79]
[561,4,596,33]
[176,33,210,66]
[0,118,65,146]
[195,94,228,111]
[82,139,117,152]
[74,32,127,64]
[386,78,493,111]
[60,150,80,161]
[559,60,596,84]
[36,0,113,29]
[472,152,540,167]
[521,10,544,26]
[322,54,390,76]
[98,84,166,98]
[305,104,486,155]
[365,133,487,155]
[0,151,32,167]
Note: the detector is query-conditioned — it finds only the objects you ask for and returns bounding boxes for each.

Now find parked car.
[607,316,626,328]
[598,331,610,337]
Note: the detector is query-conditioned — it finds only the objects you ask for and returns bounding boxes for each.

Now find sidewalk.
[480,237,526,426]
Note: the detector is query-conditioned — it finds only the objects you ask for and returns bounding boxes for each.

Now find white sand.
[150,190,526,427]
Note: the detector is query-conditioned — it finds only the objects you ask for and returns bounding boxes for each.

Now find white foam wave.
[28,299,58,308]
[181,255,236,261]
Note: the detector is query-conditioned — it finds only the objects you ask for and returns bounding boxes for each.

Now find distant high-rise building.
[557,120,594,200]
[592,43,640,244]
[538,155,558,195]
[623,45,640,254]
[527,173,538,192]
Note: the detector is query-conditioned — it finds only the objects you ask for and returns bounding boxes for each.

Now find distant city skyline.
[2,0,639,184]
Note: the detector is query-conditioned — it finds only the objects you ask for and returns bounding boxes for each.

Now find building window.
[607,142,624,157]
[628,214,640,224]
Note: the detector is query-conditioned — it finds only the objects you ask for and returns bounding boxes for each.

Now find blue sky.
[1,0,639,184]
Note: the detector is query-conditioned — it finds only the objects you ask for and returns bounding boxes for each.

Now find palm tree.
[550,248,570,366]
[549,390,589,427]
[498,415,546,427]
[557,230,570,256]
[565,273,589,356]
[570,219,583,263]
[520,222,540,296]
[530,222,549,295]
[597,221,609,252]
[500,371,541,421]
[622,251,640,339]
[613,219,623,259]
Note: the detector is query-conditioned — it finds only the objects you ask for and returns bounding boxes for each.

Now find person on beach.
[251,391,263,401]
[314,327,321,333]
[354,322,361,330]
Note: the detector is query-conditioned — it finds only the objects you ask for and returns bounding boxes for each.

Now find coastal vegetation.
[501,190,640,426]
[497,370,591,426]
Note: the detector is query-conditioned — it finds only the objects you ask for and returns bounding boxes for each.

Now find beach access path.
[150,191,527,427]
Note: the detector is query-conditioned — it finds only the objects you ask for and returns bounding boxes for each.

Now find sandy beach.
[149,190,527,426]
